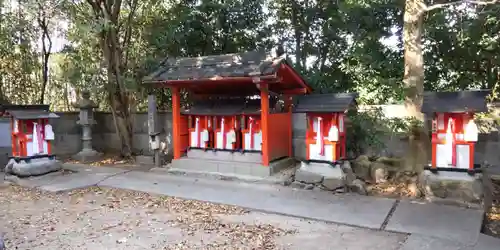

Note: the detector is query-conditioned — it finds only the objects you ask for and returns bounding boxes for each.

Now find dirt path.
[0,185,406,250]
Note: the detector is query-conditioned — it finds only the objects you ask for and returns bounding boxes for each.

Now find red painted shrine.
[294,93,357,163]
[0,105,59,158]
[1,105,61,176]
[144,50,312,175]
[421,90,488,174]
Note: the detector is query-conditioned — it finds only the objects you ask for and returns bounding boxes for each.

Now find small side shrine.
[1,105,62,176]
[293,93,358,164]
[144,49,312,176]
[421,90,489,174]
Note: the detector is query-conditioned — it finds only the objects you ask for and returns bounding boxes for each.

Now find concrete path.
[386,200,484,245]
[100,171,396,230]
[5,165,500,249]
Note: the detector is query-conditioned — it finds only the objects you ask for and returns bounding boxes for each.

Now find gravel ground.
[0,185,407,250]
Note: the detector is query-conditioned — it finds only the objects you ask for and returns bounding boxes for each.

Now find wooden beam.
[144,75,277,87]
[279,88,308,95]
[281,64,313,94]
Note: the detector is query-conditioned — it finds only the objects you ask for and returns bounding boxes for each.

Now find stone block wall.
[50,112,81,155]
[44,104,499,166]
[50,112,173,157]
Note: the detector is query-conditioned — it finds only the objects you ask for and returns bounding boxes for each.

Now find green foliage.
[0,0,498,110]
[346,107,423,157]
[346,108,388,156]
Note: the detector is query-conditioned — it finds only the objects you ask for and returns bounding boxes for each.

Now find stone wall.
[47,104,499,165]
[50,112,173,157]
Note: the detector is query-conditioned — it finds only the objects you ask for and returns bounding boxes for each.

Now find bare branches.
[424,0,499,12]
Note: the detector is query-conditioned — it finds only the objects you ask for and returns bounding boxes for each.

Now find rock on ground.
[292,161,369,194]
[5,158,62,177]
[370,162,389,184]
[352,155,372,181]
[419,170,484,204]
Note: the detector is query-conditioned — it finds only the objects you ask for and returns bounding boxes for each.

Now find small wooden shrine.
[144,49,312,176]
[421,90,489,174]
[0,105,61,176]
[293,93,357,163]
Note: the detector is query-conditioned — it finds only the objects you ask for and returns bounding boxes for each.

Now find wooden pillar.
[284,95,293,157]
[171,86,182,159]
[260,83,270,166]
[469,143,475,170]
[284,95,292,112]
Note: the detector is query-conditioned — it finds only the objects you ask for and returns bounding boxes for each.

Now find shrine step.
[186,149,261,164]
[170,157,295,178]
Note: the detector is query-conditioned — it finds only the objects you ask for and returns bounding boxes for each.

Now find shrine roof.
[145,50,280,81]
[182,98,247,115]
[181,100,216,115]
[241,97,279,114]
[143,50,312,95]
[421,90,489,113]
[7,110,59,120]
[0,104,50,113]
[293,93,358,113]
[181,97,279,115]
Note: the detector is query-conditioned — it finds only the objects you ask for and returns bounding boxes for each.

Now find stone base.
[186,149,261,163]
[295,162,344,190]
[5,157,62,177]
[135,155,155,165]
[72,149,103,163]
[169,156,295,177]
[420,170,484,205]
[291,161,368,194]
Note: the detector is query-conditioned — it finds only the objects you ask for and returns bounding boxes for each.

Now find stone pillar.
[72,91,102,162]
[148,94,161,167]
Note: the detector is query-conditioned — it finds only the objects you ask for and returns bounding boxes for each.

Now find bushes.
[345,107,422,157]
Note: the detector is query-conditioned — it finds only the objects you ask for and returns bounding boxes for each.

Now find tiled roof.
[181,96,279,115]
[293,93,358,113]
[0,104,49,113]
[144,50,284,82]
[421,90,489,113]
[7,110,59,120]
[181,99,216,115]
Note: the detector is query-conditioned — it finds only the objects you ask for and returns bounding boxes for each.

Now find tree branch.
[424,0,499,12]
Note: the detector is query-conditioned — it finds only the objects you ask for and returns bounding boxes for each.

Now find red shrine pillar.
[284,95,293,157]
[171,86,182,159]
[260,82,270,166]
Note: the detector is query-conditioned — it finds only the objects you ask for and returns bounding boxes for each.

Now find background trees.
[0,0,498,156]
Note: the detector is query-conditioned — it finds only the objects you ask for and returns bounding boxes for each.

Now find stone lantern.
[72,90,102,162]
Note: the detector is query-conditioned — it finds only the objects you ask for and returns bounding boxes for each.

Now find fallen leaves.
[484,179,500,238]
[368,182,421,198]
[0,185,293,249]
[64,153,133,167]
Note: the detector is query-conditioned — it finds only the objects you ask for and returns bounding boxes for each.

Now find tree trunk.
[290,0,302,70]
[100,28,134,158]
[403,0,425,121]
[35,2,52,104]
[403,0,428,175]
[40,49,50,103]
[109,89,133,157]
[87,0,134,158]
